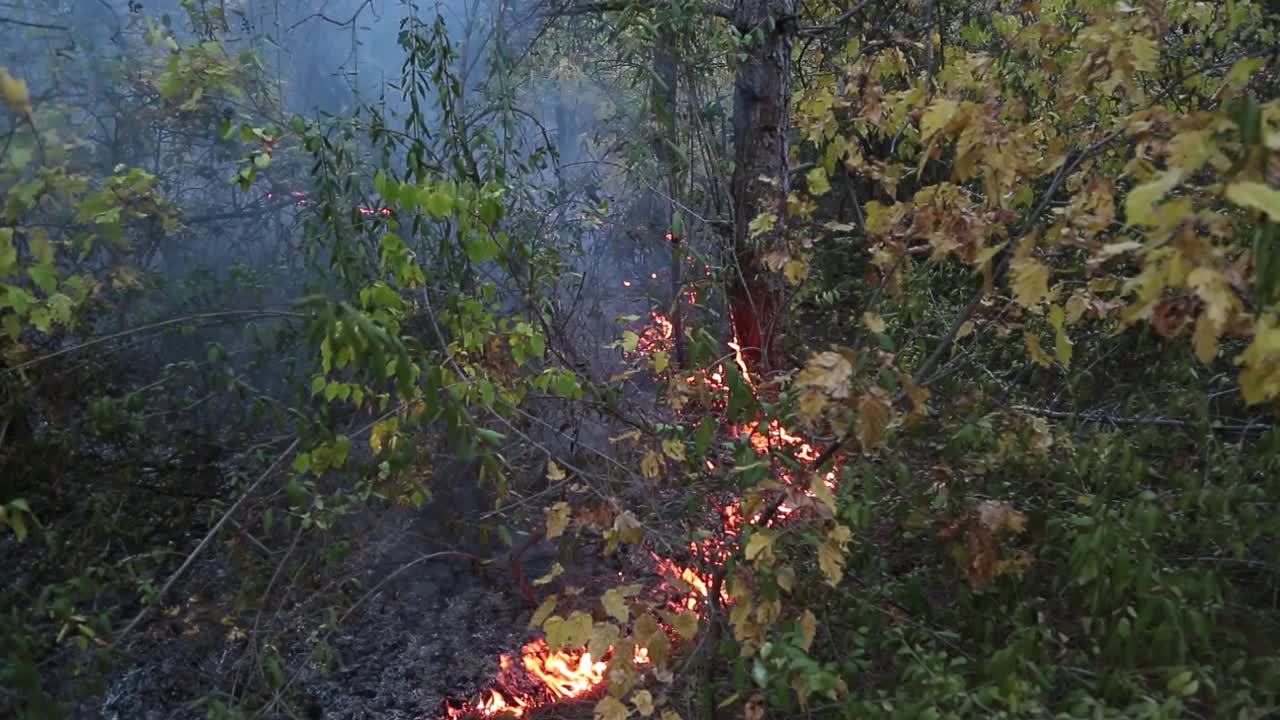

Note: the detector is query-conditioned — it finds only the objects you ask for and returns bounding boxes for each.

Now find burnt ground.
[78,482,561,720]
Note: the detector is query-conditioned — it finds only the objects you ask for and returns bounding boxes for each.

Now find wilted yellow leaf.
[661,438,685,462]
[857,392,893,450]
[545,501,571,539]
[920,98,960,141]
[1049,304,1073,367]
[745,531,777,567]
[546,460,566,481]
[806,166,831,196]
[641,450,665,480]
[798,609,817,652]
[797,388,828,427]
[588,621,621,661]
[595,695,630,720]
[533,562,564,585]
[1225,181,1280,222]
[545,610,593,649]
[784,259,809,285]
[818,524,852,586]
[0,68,32,118]
[976,500,1028,534]
[956,320,975,339]
[862,311,886,333]
[631,690,655,717]
[1192,313,1219,364]
[613,511,644,544]
[1125,168,1184,226]
[530,595,557,628]
[602,587,630,623]
[653,350,669,373]
[797,351,853,399]
[672,609,699,640]
[1010,257,1050,308]
[1023,333,1052,368]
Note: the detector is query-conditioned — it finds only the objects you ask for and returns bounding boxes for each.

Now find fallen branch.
[1012,405,1273,435]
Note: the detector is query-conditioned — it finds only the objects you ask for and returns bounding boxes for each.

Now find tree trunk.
[651,22,687,367]
[728,0,795,374]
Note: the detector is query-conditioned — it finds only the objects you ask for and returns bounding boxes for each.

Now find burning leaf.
[862,311,886,333]
[596,695,631,720]
[798,351,853,399]
[641,450,665,481]
[602,587,630,623]
[546,460,566,482]
[798,609,817,652]
[857,391,893,451]
[533,562,564,585]
[818,524,853,586]
[545,501,572,540]
[1010,257,1050,308]
[631,689,655,717]
[530,595,558,628]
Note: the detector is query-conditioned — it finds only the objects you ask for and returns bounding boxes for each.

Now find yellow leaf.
[546,460,566,481]
[653,350,669,373]
[818,524,853,587]
[775,565,795,592]
[797,388,828,427]
[1024,333,1052,368]
[1192,313,1219,364]
[899,371,931,419]
[1125,168,1184,226]
[641,450,665,480]
[955,320,975,339]
[672,609,699,640]
[0,68,31,118]
[631,690,655,717]
[533,562,564,585]
[588,621,621,661]
[1237,315,1280,404]
[1049,304,1073,367]
[661,438,685,462]
[857,392,893,450]
[661,711,683,720]
[745,531,777,567]
[784,258,809,285]
[798,609,817,652]
[920,98,959,141]
[1226,181,1280,222]
[530,595,557,628]
[1010,257,1050,308]
[862,311,886,333]
[602,587,630,623]
[613,511,644,544]
[595,695,630,720]
[809,473,837,514]
[545,501,571,539]
[1187,267,1240,327]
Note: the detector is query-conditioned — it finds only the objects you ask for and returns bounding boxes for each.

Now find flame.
[444,280,844,718]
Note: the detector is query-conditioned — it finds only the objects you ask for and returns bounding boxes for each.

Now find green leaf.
[806,166,831,196]
[423,189,454,219]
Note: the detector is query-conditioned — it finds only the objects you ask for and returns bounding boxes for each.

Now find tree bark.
[728,0,795,374]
